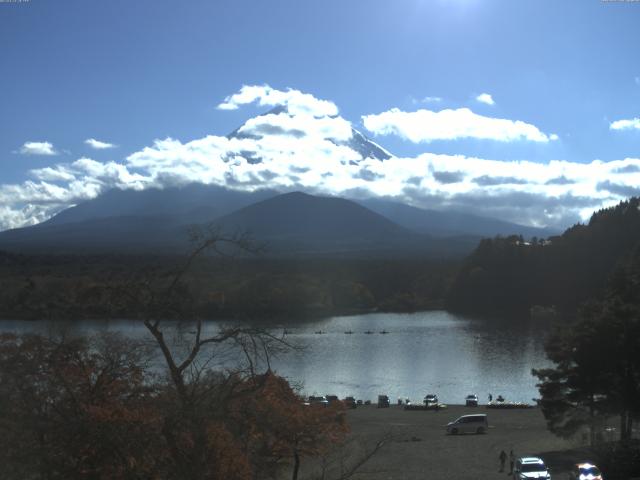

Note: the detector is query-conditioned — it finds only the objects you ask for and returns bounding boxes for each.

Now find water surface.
[0,311,551,404]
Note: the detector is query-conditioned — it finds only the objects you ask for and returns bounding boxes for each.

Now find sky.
[1,0,639,231]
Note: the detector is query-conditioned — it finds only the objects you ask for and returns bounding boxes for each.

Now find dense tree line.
[0,252,456,321]
[533,244,640,479]
[446,197,640,317]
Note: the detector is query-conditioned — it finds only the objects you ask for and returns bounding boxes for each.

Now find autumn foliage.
[0,333,348,480]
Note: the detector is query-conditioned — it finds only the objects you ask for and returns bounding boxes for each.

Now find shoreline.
[294,404,588,480]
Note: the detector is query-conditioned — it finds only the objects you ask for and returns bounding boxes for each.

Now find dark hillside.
[216,191,410,241]
[445,197,640,317]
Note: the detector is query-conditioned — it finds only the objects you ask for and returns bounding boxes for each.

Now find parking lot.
[309,404,580,480]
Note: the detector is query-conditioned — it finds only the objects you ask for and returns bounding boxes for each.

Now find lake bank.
[293,404,586,480]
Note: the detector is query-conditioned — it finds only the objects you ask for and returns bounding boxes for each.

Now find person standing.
[499,450,507,472]
[509,450,515,474]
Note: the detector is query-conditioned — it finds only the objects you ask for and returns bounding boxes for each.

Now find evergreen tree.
[534,245,640,443]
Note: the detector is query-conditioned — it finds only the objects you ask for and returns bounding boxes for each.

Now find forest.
[446,197,640,319]
[0,250,456,321]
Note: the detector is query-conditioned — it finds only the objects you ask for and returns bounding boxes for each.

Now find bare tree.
[112,225,314,479]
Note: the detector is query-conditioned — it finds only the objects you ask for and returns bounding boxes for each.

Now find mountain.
[45,183,278,227]
[0,185,555,256]
[0,215,181,254]
[214,191,417,253]
[357,198,558,239]
[209,192,480,256]
[227,105,392,162]
[39,183,554,245]
[0,191,478,257]
[0,106,557,256]
[218,192,404,239]
[0,184,277,254]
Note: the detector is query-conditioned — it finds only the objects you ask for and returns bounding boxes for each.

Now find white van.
[446,414,488,434]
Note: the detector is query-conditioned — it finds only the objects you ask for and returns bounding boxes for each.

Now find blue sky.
[1,0,639,230]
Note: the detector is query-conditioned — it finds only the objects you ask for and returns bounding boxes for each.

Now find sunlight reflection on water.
[0,311,551,404]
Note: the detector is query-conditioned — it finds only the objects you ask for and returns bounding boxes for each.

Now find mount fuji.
[0,107,556,256]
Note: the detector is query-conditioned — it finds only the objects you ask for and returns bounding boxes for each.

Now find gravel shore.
[301,404,580,480]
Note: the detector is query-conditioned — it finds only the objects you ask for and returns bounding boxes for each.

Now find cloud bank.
[362,107,556,143]
[1,85,637,232]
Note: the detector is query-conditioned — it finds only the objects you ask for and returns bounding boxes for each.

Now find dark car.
[343,396,357,409]
[465,394,478,407]
[424,394,438,405]
[325,395,339,404]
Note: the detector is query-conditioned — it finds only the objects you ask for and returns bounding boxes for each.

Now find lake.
[0,310,551,404]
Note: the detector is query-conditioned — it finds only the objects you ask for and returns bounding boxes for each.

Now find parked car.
[377,395,390,408]
[569,462,603,480]
[465,394,478,407]
[424,394,438,405]
[308,395,329,406]
[343,396,357,409]
[512,456,550,480]
[325,395,339,404]
[446,414,488,435]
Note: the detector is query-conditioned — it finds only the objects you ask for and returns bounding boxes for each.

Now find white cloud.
[0,157,149,230]
[18,141,57,156]
[610,117,640,131]
[120,125,640,229]
[237,110,353,142]
[85,138,117,149]
[217,84,338,117]
[362,107,555,143]
[422,96,443,103]
[476,93,495,105]
[1,86,637,232]
[0,204,62,230]
[29,166,77,183]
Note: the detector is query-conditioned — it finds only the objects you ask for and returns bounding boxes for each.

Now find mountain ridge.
[0,186,555,257]
[0,190,477,257]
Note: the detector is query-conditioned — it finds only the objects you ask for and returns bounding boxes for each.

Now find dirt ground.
[297,404,588,480]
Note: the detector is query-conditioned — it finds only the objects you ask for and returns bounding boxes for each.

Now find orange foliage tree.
[0,332,165,479]
[0,332,350,480]
[226,372,349,479]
